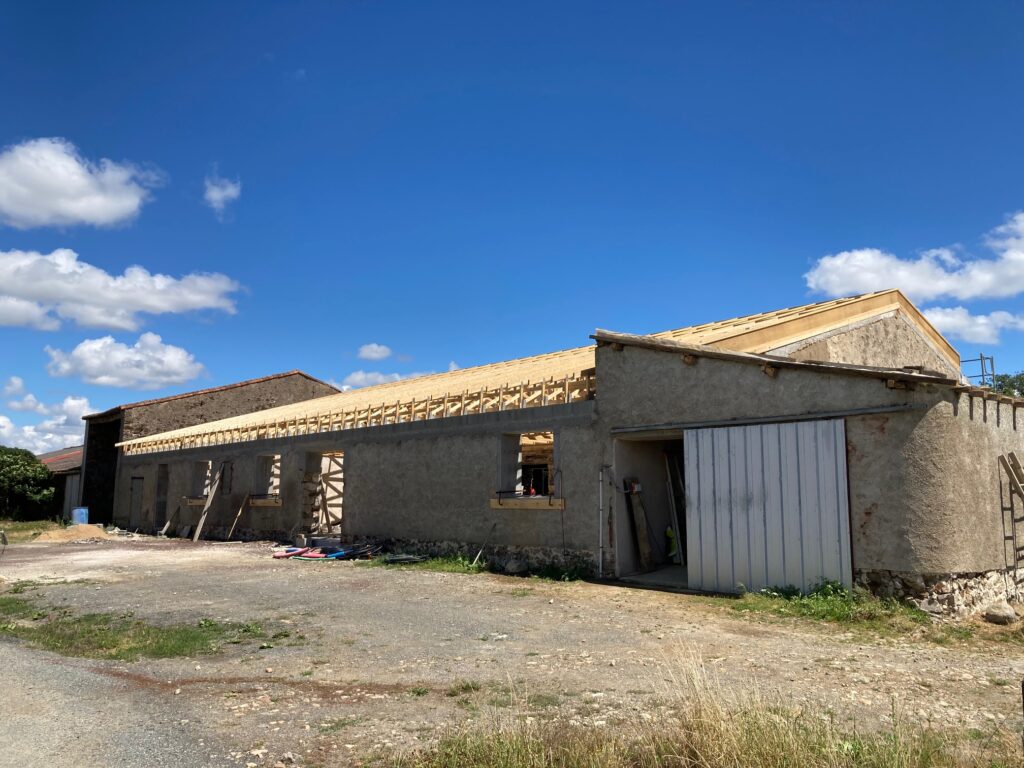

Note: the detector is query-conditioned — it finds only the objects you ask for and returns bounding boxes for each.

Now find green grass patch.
[705,582,1024,648]
[987,622,1024,647]
[446,679,481,697]
[0,595,37,619]
[0,594,265,661]
[361,555,485,574]
[525,693,559,709]
[710,580,945,639]
[320,716,363,732]
[0,519,63,543]
[527,563,588,582]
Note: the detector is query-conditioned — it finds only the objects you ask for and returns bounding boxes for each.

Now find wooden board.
[191,464,223,542]
[489,497,565,510]
[623,479,654,572]
[226,494,250,540]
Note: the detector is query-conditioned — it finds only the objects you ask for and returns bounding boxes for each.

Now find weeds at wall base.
[703,581,1024,646]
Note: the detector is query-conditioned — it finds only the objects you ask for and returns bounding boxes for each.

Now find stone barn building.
[80,371,338,524]
[112,290,1024,614]
[37,444,83,521]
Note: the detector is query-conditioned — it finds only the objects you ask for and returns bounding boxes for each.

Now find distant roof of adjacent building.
[85,370,339,421]
[119,289,958,454]
[36,445,84,474]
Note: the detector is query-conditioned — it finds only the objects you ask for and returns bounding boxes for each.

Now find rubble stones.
[983,600,1018,625]
[857,568,1018,617]
[339,535,597,577]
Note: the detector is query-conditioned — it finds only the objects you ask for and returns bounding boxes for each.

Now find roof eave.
[592,329,958,386]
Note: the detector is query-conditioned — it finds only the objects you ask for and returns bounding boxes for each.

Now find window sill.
[250,495,282,507]
[489,497,565,510]
[185,496,209,507]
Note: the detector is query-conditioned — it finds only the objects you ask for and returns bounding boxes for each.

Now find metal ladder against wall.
[997,452,1024,596]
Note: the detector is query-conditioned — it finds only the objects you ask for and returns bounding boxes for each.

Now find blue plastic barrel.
[70,507,89,525]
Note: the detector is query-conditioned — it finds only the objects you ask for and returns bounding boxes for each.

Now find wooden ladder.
[997,452,1024,595]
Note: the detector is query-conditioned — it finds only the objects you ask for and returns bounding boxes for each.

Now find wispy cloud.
[203,171,242,220]
[0,391,93,454]
[3,376,25,396]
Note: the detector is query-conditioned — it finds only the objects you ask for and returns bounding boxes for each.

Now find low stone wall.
[856,569,1020,616]
[341,535,597,578]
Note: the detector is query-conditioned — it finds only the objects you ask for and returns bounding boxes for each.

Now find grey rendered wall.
[847,396,1022,575]
[113,403,603,561]
[594,343,1016,576]
[342,422,599,552]
[770,312,961,380]
[115,447,311,537]
[594,343,942,431]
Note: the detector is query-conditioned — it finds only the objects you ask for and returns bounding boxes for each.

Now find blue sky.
[2,1,1024,452]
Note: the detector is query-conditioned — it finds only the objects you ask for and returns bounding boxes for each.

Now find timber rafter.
[121,373,596,455]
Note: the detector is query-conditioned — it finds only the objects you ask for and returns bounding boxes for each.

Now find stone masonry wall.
[121,374,338,441]
[857,568,1020,617]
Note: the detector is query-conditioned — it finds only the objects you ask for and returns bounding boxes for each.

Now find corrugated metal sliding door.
[683,419,851,593]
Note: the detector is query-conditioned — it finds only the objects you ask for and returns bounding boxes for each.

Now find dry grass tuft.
[384,658,1021,768]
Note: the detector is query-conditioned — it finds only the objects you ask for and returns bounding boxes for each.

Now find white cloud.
[0,392,92,454]
[0,248,239,331]
[341,370,406,388]
[340,369,437,389]
[447,361,459,372]
[0,296,61,330]
[203,172,242,219]
[7,393,48,414]
[0,137,161,229]
[923,306,1024,345]
[46,333,205,389]
[357,343,392,361]
[3,376,24,396]
[805,212,1024,303]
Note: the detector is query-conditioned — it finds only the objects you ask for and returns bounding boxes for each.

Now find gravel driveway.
[1,538,1022,767]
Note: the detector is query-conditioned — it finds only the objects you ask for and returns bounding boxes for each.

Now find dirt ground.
[1,538,1022,768]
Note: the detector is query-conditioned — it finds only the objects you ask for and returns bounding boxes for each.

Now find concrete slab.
[620,564,688,589]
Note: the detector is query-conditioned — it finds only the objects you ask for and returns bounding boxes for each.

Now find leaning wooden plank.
[1008,452,1024,486]
[226,494,251,541]
[999,455,1024,500]
[624,479,655,571]
[664,455,684,565]
[192,463,224,542]
[159,504,180,537]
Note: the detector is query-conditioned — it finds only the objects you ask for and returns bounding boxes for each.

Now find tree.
[991,372,1024,397]
[0,445,56,520]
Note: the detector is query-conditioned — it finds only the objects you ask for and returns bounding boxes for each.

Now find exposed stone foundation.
[342,535,597,578]
[856,569,1020,616]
